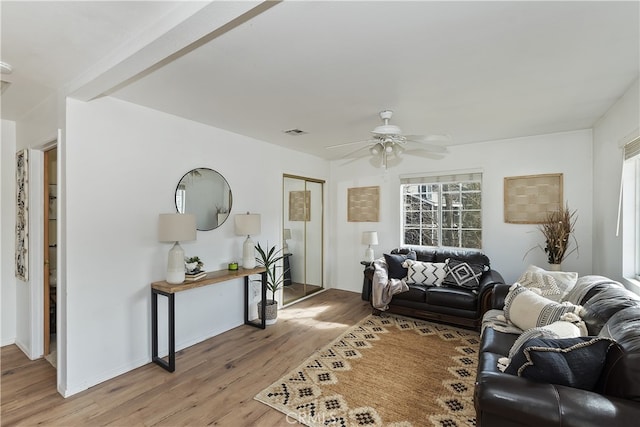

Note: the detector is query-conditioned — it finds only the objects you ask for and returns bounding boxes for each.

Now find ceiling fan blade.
[404,139,449,153]
[326,139,374,149]
[405,134,451,142]
[341,144,372,159]
[403,149,446,160]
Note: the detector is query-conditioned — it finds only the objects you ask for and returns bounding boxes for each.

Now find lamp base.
[242,236,256,269]
[166,242,185,284]
[364,246,374,263]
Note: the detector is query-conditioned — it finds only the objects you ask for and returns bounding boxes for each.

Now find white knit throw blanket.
[371,258,409,311]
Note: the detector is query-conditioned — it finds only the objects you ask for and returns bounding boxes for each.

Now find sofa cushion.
[504,283,583,331]
[580,287,640,335]
[497,320,585,372]
[403,259,446,286]
[392,284,428,303]
[596,306,640,401]
[442,258,487,290]
[425,286,478,311]
[505,336,615,391]
[384,251,417,279]
[517,265,578,302]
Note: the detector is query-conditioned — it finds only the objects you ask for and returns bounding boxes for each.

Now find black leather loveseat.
[362,246,505,329]
[475,276,640,426]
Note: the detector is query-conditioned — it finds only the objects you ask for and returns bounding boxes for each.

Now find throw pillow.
[442,258,488,290]
[384,251,417,279]
[504,283,583,331]
[402,259,447,286]
[517,265,578,302]
[505,336,615,391]
[496,318,586,372]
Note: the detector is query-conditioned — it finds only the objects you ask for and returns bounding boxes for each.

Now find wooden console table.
[151,267,267,372]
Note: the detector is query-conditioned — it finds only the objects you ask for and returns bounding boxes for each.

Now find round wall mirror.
[175,168,232,231]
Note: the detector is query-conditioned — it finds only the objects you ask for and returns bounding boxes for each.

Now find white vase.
[548,263,562,271]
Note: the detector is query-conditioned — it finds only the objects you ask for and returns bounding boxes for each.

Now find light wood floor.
[1,289,371,426]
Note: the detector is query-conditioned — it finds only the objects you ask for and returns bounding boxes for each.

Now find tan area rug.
[254,313,480,426]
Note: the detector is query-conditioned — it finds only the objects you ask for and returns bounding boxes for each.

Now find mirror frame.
[175,167,232,231]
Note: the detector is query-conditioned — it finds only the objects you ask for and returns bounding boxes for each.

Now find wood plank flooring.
[1,289,371,426]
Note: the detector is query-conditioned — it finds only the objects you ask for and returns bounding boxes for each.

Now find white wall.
[62,96,329,396]
[329,129,594,292]
[593,78,640,287]
[1,120,17,346]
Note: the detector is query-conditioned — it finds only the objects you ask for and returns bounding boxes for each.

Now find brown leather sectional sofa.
[475,277,640,426]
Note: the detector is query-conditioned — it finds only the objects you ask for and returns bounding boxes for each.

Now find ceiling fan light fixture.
[369,143,382,155]
[384,141,394,153]
[392,144,404,155]
[372,124,402,135]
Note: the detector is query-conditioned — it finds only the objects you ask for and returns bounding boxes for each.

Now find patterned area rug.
[254,313,480,426]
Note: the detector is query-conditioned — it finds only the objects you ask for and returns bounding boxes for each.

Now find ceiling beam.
[67,1,280,102]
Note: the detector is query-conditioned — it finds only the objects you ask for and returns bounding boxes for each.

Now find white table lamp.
[283,228,292,254]
[158,213,196,284]
[362,231,378,262]
[235,212,261,269]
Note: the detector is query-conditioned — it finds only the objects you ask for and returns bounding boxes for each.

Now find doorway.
[282,175,324,305]
[43,146,57,365]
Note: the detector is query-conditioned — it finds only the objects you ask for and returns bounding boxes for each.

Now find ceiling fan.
[327,110,450,169]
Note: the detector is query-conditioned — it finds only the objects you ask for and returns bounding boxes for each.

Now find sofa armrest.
[361,264,375,301]
[476,270,505,314]
[491,283,512,310]
[475,371,640,427]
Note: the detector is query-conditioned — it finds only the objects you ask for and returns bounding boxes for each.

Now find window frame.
[621,135,640,285]
[400,172,482,249]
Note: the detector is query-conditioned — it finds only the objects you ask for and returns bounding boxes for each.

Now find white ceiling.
[2,1,639,161]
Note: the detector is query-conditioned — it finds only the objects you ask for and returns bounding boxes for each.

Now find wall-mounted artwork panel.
[347,186,380,222]
[504,173,563,224]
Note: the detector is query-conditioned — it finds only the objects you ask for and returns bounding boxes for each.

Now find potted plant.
[254,242,288,325]
[185,256,204,274]
[530,203,578,270]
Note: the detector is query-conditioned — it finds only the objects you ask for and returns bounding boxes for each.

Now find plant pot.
[258,299,278,325]
[548,263,562,271]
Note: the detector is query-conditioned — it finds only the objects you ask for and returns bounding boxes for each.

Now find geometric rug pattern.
[255,313,480,426]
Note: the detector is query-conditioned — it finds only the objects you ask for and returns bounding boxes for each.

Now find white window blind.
[624,136,640,160]
[400,172,483,185]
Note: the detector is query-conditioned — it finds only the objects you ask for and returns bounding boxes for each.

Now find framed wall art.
[289,190,311,221]
[504,173,563,224]
[16,149,29,281]
[347,186,380,222]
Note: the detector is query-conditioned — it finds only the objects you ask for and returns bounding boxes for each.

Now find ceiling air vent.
[283,128,307,136]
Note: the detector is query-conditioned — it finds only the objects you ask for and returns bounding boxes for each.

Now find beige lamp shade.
[362,231,379,246]
[158,213,197,242]
[235,213,261,236]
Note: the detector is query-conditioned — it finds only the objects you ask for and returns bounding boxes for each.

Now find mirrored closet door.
[282,175,324,305]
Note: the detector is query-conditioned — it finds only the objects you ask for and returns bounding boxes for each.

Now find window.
[400,172,482,249]
[621,136,640,281]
